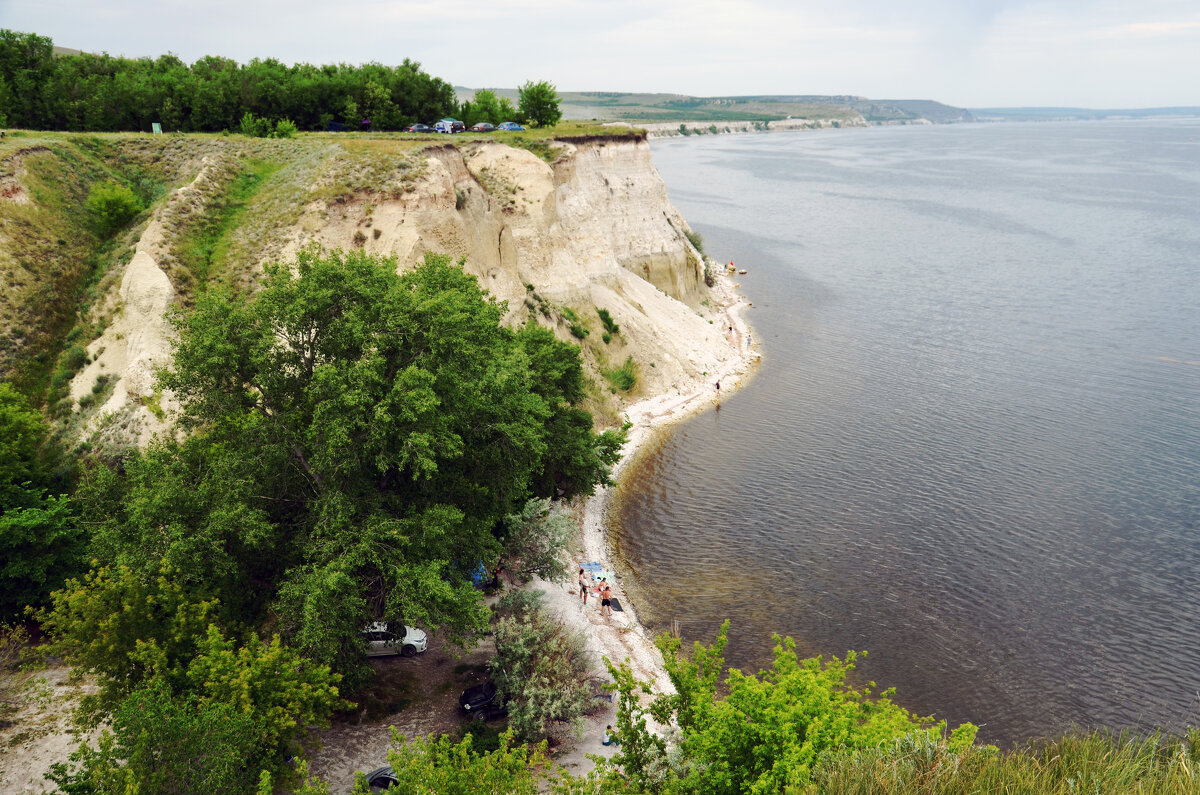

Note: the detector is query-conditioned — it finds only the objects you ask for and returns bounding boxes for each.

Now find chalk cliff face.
[69,134,740,445]
[278,135,734,409]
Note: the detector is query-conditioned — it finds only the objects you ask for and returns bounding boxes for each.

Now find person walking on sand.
[579,568,590,605]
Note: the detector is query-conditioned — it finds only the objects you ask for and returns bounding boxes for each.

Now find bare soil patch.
[304,632,496,792]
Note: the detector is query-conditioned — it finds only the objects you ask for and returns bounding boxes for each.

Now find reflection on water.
[616,120,1200,746]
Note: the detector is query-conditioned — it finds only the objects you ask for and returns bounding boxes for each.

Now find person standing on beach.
[600,580,613,617]
[579,568,590,605]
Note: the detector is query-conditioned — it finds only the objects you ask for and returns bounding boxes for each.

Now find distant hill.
[971,106,1200,121]
[456,88,972,125]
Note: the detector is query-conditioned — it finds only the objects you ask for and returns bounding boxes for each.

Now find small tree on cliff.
[517,80,562,128]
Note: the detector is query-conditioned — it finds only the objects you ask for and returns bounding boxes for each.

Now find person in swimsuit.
[600,581,613,616]
[579,568,590,605]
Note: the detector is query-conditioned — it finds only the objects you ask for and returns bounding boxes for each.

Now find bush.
[238,112,272,138]
[596,308,619,335]
[500,498,575,583]
[560,307,588,340]
[603,356,638,392]
[490,594,592,741]
[272,118,298,139]
[86,181,144,237]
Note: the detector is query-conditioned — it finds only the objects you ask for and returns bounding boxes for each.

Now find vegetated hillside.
[0,128,737,451]
[457,87,973,124]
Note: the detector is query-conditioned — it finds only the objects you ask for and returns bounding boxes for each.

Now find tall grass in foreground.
[603,355,638,392]
[809,729,1200,794]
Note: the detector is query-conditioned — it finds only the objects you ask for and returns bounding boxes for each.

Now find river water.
[616,120,1200,746]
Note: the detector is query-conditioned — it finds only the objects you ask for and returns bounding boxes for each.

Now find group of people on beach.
[579,568,615,616]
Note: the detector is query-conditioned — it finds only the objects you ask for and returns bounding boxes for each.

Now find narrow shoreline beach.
[533,267,759,769]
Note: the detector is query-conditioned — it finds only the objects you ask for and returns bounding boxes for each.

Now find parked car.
[363,622,428,657]
[497,121,525,131]
[362,765,397,792]
[470,122,495,133]
[406,123,431,133]
[459,679,507,719]
[435,118,465,133]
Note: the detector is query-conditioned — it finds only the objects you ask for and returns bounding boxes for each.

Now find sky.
[3,0,1198,108]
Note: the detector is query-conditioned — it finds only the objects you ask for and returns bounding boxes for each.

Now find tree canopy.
[0,29,457,131]
[43,247,623,789]
[0,381,81,621]
[59,248,620,689]
[518,80,563,128]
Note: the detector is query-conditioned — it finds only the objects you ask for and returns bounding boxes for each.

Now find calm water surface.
[617,120,1200,746]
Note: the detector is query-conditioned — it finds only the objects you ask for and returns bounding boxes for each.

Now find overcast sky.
[3,0,1198,107]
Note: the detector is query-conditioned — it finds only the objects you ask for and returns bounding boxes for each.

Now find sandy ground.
[543,268,757,776]
[0,665,99,794]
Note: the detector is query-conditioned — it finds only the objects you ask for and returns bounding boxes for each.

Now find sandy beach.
[541,267,759,775]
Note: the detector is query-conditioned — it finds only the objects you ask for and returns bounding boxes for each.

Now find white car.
[363,622,428,657]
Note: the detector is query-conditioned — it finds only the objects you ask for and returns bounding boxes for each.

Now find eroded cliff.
[0,132,741,447]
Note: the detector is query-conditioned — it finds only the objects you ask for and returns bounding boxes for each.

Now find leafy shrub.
[490,592,592,741]
[361,729,547,794]
[86,181,144,237]
[239,112,272,138]
[560,306,588,340]
[63,345,88,372]
[602,332,612,344]
[500,498,575,583]
[603,356,638,392]
[596,308,619,335]
[272,118,298,139]
[684,229,705,255]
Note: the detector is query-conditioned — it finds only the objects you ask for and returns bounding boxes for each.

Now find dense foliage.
[38,247,621,788]
[0,382,81,621]
[352,729,549,794]
[460,88,520,128]
[490,590,593,741]
[518,80,563,128]
[83,181,144,236]
[573,622,972,794]
[0,29,457,131]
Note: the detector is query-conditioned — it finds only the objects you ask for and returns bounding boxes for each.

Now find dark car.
[406,123,431,133]
[362,765,397,792]
[459,679,506,719]
[435,118,465,134]
[497,121,525,131]
[470,122,495,133]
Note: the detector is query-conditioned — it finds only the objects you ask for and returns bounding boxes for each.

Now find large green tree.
[153,247,619,677]
[517,80,562,128]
